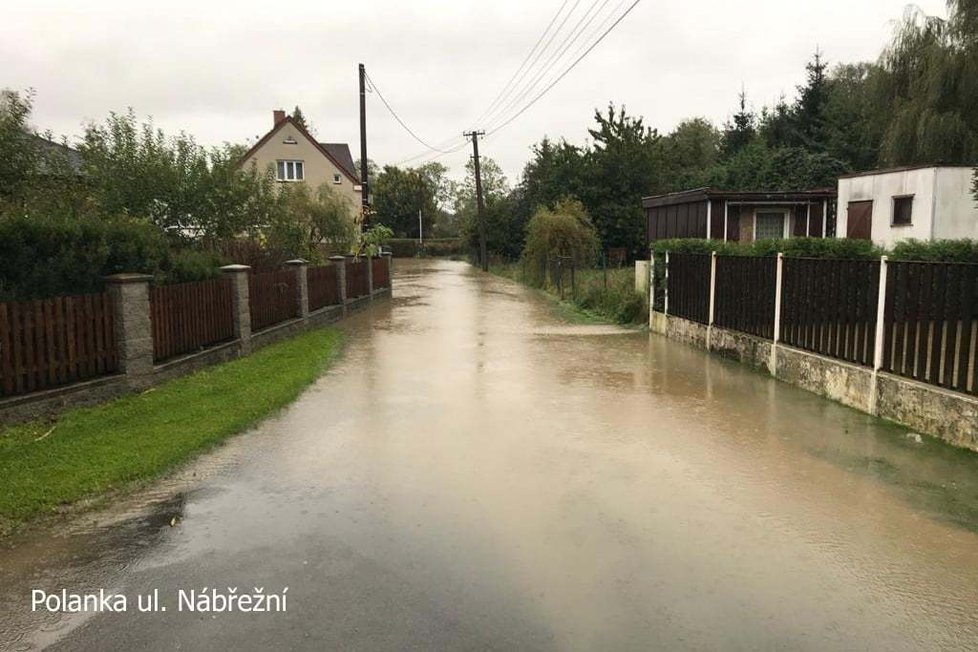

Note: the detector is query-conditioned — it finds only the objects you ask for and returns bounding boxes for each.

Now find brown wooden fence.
[0,293,117,397]
[307,265,340,312]
[372,257,390,289]
[883,261,978,395]
[150,278,234,363]
[346,260,369,299]
[249,270,298,331]
[667,253,711,324]
[780,258,880,367]
[714,256,777,339]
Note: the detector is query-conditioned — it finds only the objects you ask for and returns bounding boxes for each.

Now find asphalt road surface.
[4,259,978,650]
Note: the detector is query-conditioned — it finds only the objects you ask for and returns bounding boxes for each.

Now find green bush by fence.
[649,237,978,263]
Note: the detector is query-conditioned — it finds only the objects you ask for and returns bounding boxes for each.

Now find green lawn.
[0,327,343,534]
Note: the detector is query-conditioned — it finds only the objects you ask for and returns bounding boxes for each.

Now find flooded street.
[4,258,978,650]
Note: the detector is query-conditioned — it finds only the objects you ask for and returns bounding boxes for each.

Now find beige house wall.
[240,121,361,218]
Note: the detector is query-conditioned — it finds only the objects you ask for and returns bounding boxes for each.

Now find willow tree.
[877,0,978,165]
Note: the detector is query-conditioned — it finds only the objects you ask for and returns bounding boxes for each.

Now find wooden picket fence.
[372,257,390,289]
[249,270,298,331]
[307,265,340,312]
[714,255,777,340]
[667,253,711,324]
[346,260,369,299]
[0,293,118,397]
[150,278,235,363]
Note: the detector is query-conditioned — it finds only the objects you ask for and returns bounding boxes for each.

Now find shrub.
[890,238,978,263]
[651,237,884,259]
[522,198,601,285]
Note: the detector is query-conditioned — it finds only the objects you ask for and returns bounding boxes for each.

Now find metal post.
[648,254,656,327]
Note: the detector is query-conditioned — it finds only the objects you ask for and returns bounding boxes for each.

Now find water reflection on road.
[3,259,978,650]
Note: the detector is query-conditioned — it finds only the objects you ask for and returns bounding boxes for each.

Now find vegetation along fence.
[714,255,777,340]
[249,269,298,331]
[653,252,978,397]
[372,257,390,289]
[346,260,370,299]
[0,293,117,397]
[666,253,711,324]
[307,265,340,312]
[883,261,977,395]
[150,278,235,363]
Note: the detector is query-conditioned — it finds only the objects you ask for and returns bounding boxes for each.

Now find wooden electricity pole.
[464,130,488,271]
[358,63,370,230]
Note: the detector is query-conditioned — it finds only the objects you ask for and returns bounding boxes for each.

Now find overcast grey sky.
[4,0,948,182]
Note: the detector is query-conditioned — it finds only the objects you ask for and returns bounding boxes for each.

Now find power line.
[483,0,615,131]
[364,71,455,153]
[471,0,577,128]
[487,0,643,135]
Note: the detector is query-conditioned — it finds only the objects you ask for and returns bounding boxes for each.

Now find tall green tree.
[721,89,756,157]
[371,165,438,238]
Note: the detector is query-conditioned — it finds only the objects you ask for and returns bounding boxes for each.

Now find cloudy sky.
[4,0,948,182]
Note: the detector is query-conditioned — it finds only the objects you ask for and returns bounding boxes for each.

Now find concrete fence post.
[648,255,656,327]
[285,259,309,318]
[664,251,670,317]
[708,251,717,326]
[330,255,347,314]
[770,253,785,375]
[869,255,889,414]
[105,273,155,390]
[383,251,393,289]
[366,253,375,301]
[221,264,252,355]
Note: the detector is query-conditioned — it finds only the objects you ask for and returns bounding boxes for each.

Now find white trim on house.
[753,209,790,240]
[276,159,304,182]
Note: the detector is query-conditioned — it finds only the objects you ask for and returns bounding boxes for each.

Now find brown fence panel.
[346,260,369,299]
[714,256,777,339]
[780,258,879,367]
[372,257,390,289]
[667,253,711,324]
[0,292,117,397]
[249,270,298,331]
[307,265,340,312]
[150,278,235,363]
[883,261,978,395]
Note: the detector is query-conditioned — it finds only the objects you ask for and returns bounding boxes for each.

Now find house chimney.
[273,109,286,126]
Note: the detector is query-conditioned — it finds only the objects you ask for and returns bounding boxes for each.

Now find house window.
[893,196,913,226]
[754,211,786,240]
[276,160,304,182]
[332,173,342,184]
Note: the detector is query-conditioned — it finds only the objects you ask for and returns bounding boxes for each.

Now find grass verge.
[0,327,343,534]
[490,262,648,326]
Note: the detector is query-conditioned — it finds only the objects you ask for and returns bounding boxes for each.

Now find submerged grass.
[491,262,648,326]
[0,327,343,533]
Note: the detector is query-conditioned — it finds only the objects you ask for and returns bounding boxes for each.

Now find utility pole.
[358,63,370,230]
[464,130,488,271]
[418,208,423,246]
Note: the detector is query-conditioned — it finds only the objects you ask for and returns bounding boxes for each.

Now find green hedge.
[0,212,223,301]
[650,237,884,259]
[890,239,978,263]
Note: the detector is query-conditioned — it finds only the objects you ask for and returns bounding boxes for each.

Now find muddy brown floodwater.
[4,259,978,650]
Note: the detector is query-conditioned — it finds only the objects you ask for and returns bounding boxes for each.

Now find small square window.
[333,173,342,184]
[893,196,913,226]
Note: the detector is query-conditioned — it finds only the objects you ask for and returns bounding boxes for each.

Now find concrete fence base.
[0,254,394,425]
[651,312,978,452]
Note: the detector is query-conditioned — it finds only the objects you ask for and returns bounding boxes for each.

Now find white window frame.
[753,209,789,241]
[276,160,304,182]
[332,172,342,185]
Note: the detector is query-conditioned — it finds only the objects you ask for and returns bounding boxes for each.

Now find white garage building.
[837,165,978,247]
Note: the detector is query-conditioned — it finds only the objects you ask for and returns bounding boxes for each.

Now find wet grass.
[0,327,343,535]
[490,262,648,326]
